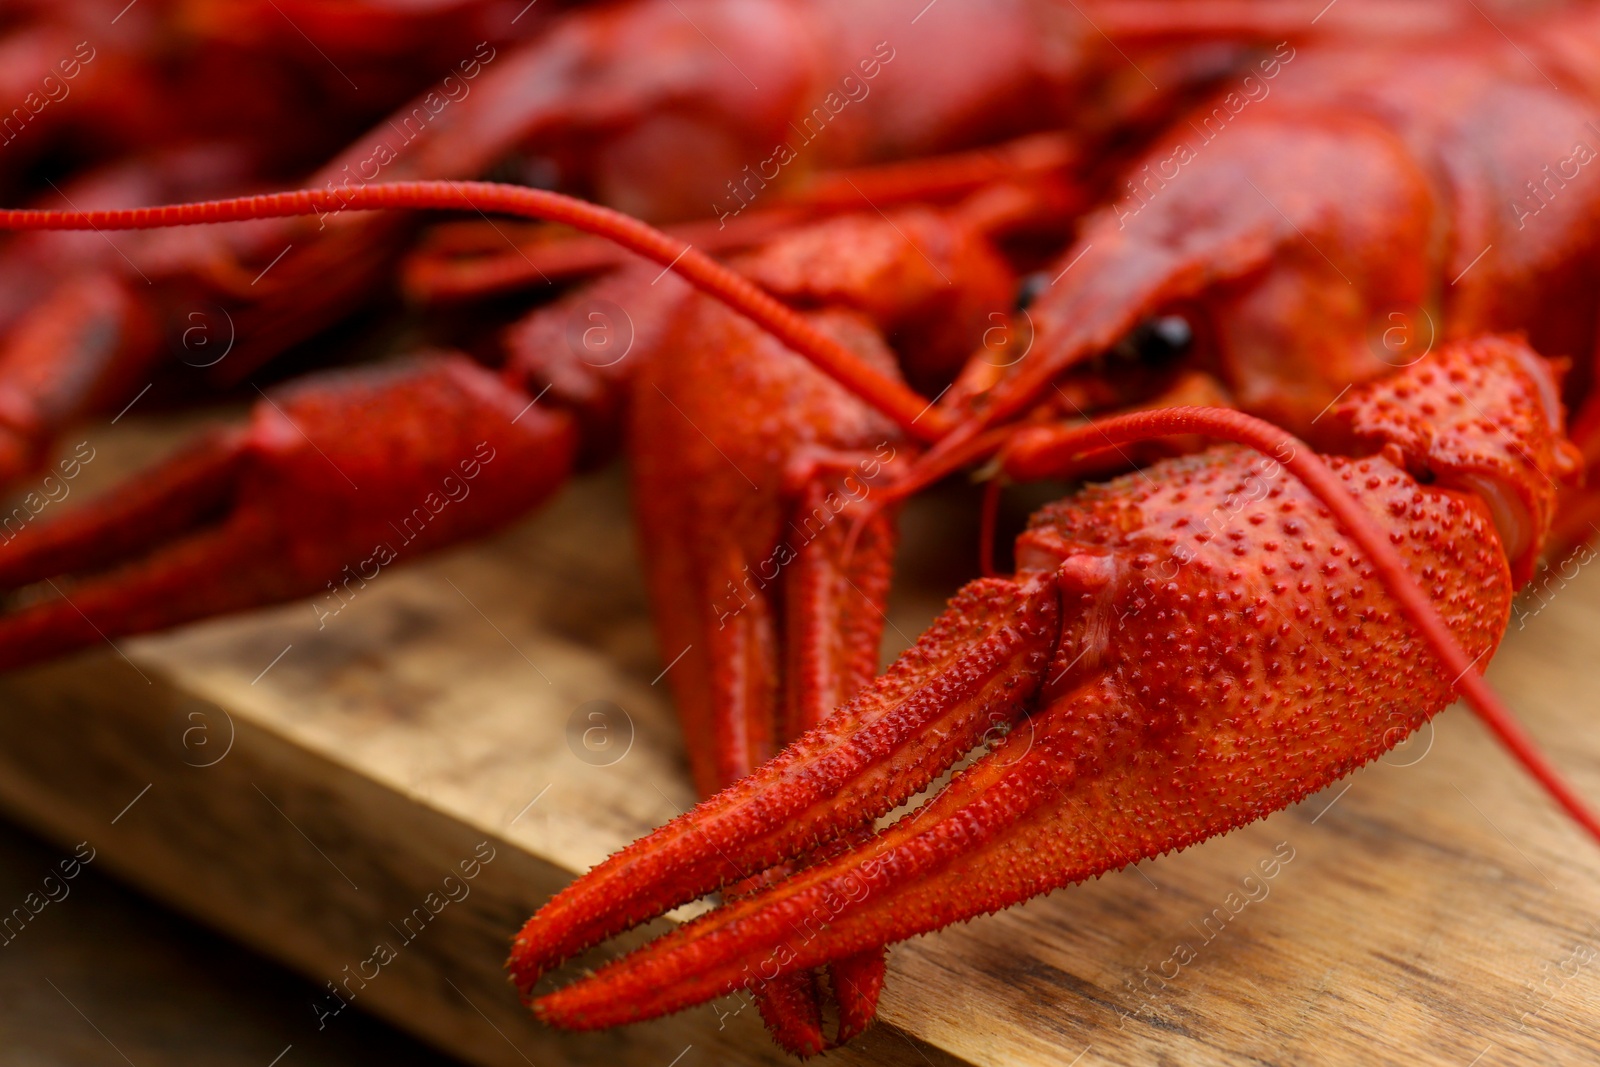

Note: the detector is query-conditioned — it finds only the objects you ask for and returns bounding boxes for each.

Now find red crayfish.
[0,0,1597,1058]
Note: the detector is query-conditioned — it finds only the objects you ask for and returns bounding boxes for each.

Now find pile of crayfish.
[4,0,1600,1057]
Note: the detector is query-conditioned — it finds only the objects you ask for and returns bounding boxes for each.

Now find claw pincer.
[0,355,575,669]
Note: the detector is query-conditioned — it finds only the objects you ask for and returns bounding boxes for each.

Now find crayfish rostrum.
[0,0,1598,1058]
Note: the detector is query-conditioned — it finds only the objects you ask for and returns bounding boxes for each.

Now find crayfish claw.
[0,355,575,672]
[528,395,1554,1030]
[1325,333,1580,584]
[507,575,1059,995]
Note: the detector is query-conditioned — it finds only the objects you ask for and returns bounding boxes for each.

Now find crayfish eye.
[1013,272,1051,312]
[1119,314,1193,365]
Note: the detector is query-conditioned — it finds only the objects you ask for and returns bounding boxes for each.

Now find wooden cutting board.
[0,415,1596,1067]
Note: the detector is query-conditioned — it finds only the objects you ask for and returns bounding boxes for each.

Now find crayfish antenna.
[403,131,1081,301]
[0,183,950,443]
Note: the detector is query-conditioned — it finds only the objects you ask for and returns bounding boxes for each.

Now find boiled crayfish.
[0,1,1597,1060]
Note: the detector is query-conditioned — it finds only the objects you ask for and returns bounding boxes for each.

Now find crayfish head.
[947,110,1436,440]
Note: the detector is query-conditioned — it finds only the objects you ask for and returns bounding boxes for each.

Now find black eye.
[1122,314,1193,364]
[1013,272,1051,312]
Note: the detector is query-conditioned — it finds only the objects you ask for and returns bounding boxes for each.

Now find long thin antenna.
[0,181,949,442]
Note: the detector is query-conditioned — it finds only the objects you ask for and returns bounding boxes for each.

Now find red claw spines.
[770,480,900,1051]
[827,946,888,1048]
[1026,446,1512,759]
[532,692,1082,1029]
[506,575,1059,993]
[752,969,825,1058]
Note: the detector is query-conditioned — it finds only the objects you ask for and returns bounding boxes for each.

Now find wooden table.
[0,416,1596,1066]
[0,813,464,1065]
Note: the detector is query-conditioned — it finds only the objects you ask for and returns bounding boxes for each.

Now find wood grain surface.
[0,416,1596,1067]
[0,814,463,1066]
